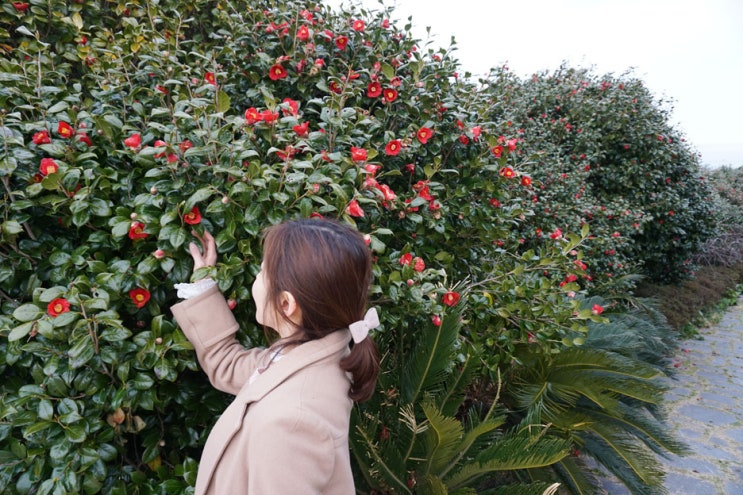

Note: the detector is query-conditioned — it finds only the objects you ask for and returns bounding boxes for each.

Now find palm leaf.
[551,455,604,495]
[446,434,570,490]
[479,482,562,495]
[401,301,465,404]
[420,399,466,475]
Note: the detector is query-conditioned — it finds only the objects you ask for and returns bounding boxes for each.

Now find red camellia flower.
[499,167,515,179]
[128,222,148,240]
[282,97,300,116]
[400,253,413,266]
[47,298,70,317]
[574,259,587,270]
[329,81,342,94]
[335,36,349,50]
[13,2,30,12]
[269,64,287,81]
[39,158,58,176]
[297,25,310,41]
[179,140,194,153]
[260,109,279,124]
[352,19,365,32]
[459,135,469,145]
[491,145,504,158]
[550,228,563,240]
[129,288,151,309]
[244,107,262,124]
[346,199,364,217]
[521,176,533,187]
[32,130,51,145]
[293,121,309,137]
[442,291,461,307]
[124,133,141,148]
[205,72,216,85]
[57,121,74,138]
[506,138,518,151]
[376,183,396,201]
[385,139,402,156]
[183,206,202,225]
[591,304,604,315]
[417,127,433,144]
[367,82,382,98]
[413,257,425,272]
[129,289,150,308]
[364,163,381,176]
[383,88,398,102]
[76,132,92,147]
[350,146,367,162]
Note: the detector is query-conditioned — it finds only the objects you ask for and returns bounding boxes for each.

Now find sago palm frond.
[551,455,603,495]
[401,300,465,404]
[421,399,466,475]
[445,433,571,491]
[478,481,562,495]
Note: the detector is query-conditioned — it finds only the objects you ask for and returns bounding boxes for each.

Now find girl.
[171,219,380,494]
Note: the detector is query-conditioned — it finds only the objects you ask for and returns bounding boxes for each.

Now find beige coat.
[171,286,355,495]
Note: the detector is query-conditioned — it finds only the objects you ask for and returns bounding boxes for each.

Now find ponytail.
[340,337,380,402]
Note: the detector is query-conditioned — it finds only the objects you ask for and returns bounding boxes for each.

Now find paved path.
[602,301,743,494]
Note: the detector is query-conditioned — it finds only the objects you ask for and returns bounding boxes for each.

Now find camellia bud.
[407,279,414,286]
[153,249,165,259]
[154,337,163,344]
[150,186,158,194]
[227,299,237,310]
[221,196,229,204]
[130,212,137,220]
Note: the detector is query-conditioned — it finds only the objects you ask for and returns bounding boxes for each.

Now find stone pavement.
[601,301,743,494]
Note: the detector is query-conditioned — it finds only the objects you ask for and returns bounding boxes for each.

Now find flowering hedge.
[482,65,717,287]
[0,1,629,493]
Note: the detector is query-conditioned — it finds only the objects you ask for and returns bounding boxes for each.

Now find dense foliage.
[0,1,708,494]
[481,66,717,286]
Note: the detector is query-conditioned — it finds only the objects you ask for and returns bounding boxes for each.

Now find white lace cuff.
[174,278,217,299]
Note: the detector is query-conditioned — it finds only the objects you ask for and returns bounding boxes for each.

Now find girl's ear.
[279,291,302,324]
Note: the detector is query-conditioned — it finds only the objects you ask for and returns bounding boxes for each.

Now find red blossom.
[591,304,604,315]
[459,135,469,145]
[431,314,442,326]
[385,139,402,156]
[128,222,148,240]
[282,98,300,116]
[129,288,151,309]
[489,198,501,208]
[47,298,70,317]
[57,121,74,138]
[416,127,433,144]
[124,133,141,148]
[383,88,398,102]
[471,126,482,140]
[550,228,563,240]
[399,253,412,266]
[180,140,193,153]
[204,72,216,85]
[521,176,532,187]
[183,206,202,225]
[364,164,381,176]
[346,199,364,217]
[350,146,367,162]
[442,291,461,307]
[269,64,288,81]
[404,163,415,174]
[506,138,518,151]
[260,109,279,124]
[32,130,51,145]
[39,158,58,176]
[413,257,425,272]
[574,260,587,270]
[244,107,262,124]
[297,25,310,41]
[335,36,349,50]
[381,19,390,29]
[499,167,515,179]
[13,3,30,12]
[367,82,382,98]
[293,121,309,137]
[76,132,92,147]
[329,81,343,94]
[352,19,365,32]
[376,183,396,201]
[491,145,504,158]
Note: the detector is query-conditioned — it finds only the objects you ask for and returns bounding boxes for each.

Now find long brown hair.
[260,218,379,402]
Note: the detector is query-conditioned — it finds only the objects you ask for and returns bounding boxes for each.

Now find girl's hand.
[188,230,217,271]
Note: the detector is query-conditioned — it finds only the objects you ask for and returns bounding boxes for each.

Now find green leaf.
[13,303,43,322]
[8,321,35,341]
[2,220,23,235]
[216,90,231,113]
[47,101,69,114]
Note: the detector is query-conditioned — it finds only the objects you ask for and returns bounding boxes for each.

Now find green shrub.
[0,1,599,493]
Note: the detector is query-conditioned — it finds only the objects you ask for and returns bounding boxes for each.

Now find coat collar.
[194,329,352,495]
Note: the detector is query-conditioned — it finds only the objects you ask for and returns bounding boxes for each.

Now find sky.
[324,0,743,168]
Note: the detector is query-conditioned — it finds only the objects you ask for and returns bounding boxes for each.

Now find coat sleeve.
[247,411,336,494]
[171,285,263,395]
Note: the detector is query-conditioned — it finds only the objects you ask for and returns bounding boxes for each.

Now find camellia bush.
[480,65,718,287]
[0,1,612,494]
